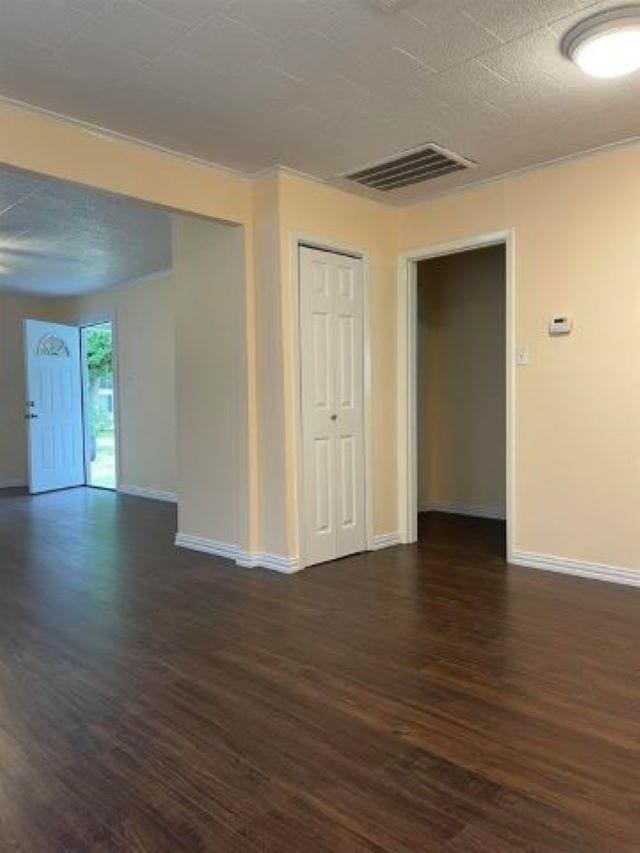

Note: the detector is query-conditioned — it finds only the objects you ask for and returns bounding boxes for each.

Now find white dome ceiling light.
[562,5,640,79]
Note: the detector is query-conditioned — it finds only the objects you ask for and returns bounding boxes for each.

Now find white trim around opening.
[396,229,516,562]
[291,232,374,571]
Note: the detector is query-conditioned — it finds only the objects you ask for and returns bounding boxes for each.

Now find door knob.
[330,414,337,421]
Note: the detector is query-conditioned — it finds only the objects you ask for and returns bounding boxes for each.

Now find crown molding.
[399,134,640,208]
[0,94,249,182]
[251,163,328,184]
[1,93,638,212]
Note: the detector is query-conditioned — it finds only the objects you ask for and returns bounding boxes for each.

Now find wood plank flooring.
[0,489,639,851]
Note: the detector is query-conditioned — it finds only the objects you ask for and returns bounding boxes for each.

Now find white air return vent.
[344,143,475,191]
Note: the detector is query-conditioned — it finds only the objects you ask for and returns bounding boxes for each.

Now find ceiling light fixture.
[562,5,640,78]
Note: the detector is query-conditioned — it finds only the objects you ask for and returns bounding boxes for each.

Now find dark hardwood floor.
[417,510,506,560]
[1,489,639,851]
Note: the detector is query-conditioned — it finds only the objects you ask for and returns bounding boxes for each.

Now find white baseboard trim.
[420,501,506,521]
[235,550,301,573]
[118,485,178,503]
[175,533,301,574]
[0,475,27,489]
[511,550,640,588]
[175,533,238,561]
[370,532,401,550]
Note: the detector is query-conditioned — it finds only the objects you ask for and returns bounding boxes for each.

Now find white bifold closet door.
[299,246,366,567]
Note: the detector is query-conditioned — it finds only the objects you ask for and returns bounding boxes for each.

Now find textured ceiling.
[0,0,639,203]
[0,167,171,296]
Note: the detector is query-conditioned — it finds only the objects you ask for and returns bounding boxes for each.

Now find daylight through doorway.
[82,322,116,489]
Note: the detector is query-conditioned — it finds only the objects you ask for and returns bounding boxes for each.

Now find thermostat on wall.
[549,315,572,336]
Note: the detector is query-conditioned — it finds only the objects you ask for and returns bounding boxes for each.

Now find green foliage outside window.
[86,328,113,436]
[87,329,113,382]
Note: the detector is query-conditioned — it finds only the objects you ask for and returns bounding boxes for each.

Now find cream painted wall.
[252,174,290,557]
[2,100,639,573]
[1,274,178,494]
[0,293,71,486]
[172,214,249,550]
[0,101,259,554]
[0,101,400,562]
[251,170,400,557]
[0,102,251,225]
[66,272,177,496]
[417,247,506,516]
[402,144,640,571]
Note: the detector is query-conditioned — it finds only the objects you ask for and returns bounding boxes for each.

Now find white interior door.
[24,319,84,494]
[300,246,365,566]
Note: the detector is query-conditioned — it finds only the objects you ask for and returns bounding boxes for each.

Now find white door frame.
[396,229,516,561]
[292,232,374,569]
[79,313,121,490]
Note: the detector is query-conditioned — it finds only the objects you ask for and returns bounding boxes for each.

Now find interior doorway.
[1,163,178,509]
[397,231,514,561]
[417,245,506,556]
[81,322,116,490]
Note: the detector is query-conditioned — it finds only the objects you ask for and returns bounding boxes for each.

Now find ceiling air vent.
[344,143,475,192]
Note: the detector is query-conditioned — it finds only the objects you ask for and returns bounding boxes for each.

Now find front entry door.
[299,246,366,566]
[24,319,84,493]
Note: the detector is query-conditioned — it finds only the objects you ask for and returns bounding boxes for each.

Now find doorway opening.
[81,322,116,490]
[416,245,506,557]
[397,231,514,561]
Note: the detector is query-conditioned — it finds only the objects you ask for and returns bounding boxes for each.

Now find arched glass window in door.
[36,334,70,357]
